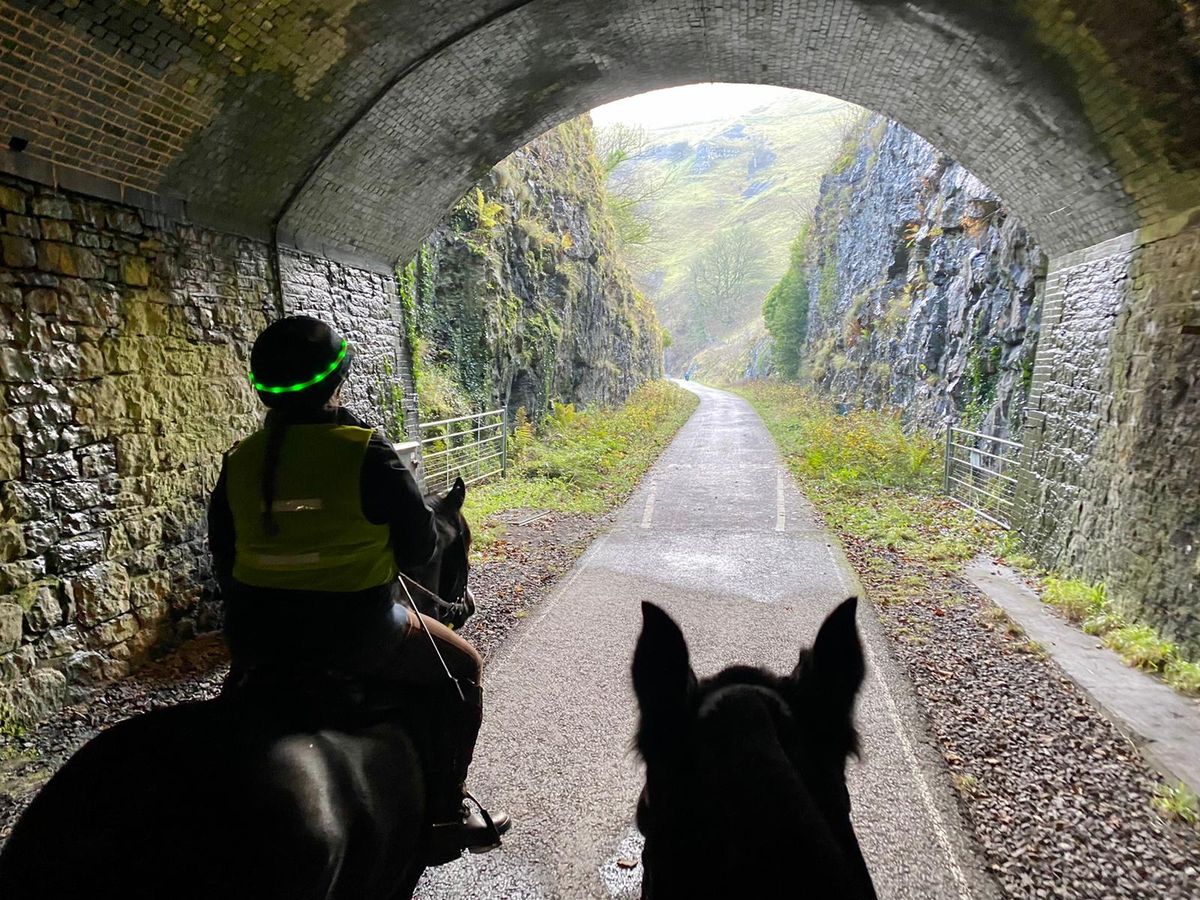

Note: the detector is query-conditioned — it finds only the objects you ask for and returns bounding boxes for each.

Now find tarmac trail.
[417,382,998,900]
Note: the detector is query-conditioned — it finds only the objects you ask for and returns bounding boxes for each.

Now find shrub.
[1042,577,1107,624]
[1164,659,1200,696]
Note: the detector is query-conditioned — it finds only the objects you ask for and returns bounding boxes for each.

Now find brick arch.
[2,0,1197,265]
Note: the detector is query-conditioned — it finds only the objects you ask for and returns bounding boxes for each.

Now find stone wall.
[1016,222,1200,654]
[280,252,417,441]
[0,173,411,722]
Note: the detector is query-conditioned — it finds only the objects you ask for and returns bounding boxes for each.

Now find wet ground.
[416,382,998,900]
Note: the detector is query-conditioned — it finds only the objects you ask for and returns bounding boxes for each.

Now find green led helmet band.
[248,340,349,394]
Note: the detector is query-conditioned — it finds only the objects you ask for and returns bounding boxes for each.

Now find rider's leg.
[389,608,510,861]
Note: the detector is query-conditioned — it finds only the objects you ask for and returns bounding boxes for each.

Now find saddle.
[221,665,421,734]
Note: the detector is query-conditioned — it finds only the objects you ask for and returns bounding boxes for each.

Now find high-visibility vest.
[225,424,398,592]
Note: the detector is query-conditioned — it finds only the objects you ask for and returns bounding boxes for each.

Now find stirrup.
[462,790,506,853]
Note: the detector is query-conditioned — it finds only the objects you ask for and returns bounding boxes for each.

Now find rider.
[206,315,510,863]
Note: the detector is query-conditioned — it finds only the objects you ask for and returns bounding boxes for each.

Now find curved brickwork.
[1,0,1198,263]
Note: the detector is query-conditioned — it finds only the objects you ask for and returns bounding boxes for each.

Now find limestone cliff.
[792,116,1048,440]
[403,117,663,420]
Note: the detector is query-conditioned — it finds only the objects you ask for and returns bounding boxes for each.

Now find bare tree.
[597,122,651,175]
[689,226,757,327]
[596,121,679,264]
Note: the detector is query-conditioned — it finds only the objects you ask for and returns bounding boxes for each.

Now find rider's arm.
[360,433,438,569]
[207,458,236,583]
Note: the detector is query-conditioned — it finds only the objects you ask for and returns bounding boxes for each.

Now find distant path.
[417,382,998,900]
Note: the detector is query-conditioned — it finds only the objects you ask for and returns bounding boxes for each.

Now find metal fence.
[417,408,508,491]
[943,426,1022,528]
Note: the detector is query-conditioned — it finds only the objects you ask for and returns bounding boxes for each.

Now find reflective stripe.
[264,498,325,512]
[250,552,321,569]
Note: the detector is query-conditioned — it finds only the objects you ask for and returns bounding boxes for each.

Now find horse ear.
[443,476,466,512]
[632,602,694,725]
[807,596,866,709]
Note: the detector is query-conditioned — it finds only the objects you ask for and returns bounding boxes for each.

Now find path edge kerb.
[965,557,1200,799]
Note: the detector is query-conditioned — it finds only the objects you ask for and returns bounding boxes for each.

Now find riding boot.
[424,679,511,865]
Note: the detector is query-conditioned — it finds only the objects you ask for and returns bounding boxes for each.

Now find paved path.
[417,382,998,900]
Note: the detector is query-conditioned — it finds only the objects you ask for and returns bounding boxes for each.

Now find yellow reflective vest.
[225,424,398,592]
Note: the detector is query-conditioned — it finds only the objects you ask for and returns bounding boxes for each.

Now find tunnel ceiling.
[1,0,1198,265]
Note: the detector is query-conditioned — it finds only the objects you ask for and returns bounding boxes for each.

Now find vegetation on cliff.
[761,113,1045,438]
[401,116,663,423]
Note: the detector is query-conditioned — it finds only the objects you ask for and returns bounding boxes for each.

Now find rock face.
[801,116,1047,440]
[405,117,663,418]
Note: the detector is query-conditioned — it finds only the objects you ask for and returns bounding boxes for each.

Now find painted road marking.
[641,481,657,529]
[775,470,786,532]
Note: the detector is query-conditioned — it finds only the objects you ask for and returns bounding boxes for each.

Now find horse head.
[631,597,877,899]
[405,476,474,628]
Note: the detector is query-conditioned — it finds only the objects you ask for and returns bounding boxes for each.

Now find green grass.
[1152,782,1199,827]
[1103,624,1175,671]
[1042,577,1107,624]
[463,381,697,546]
[1036,574,1200,692]
[1164,659,1200,696]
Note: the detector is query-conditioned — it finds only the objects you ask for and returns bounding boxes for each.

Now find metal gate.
[417,408,508,491]
[943,426,1022,528]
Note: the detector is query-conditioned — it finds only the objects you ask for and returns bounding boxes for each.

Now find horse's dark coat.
[632,597,878,900]
[0,478,472,900]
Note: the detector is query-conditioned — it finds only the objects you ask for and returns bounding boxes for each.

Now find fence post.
[501,407,508,477]
[943,425,952,495]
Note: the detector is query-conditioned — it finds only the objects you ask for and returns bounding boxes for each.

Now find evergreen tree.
[762,228,811,378]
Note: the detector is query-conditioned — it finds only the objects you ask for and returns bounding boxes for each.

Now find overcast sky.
[590,83,802,130]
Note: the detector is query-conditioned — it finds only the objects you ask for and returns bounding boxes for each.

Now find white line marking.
[775,470,786,532]
[827,546,975,900]
[640,481,657,529]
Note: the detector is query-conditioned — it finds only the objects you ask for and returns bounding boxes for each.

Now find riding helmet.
[248,315,353,410]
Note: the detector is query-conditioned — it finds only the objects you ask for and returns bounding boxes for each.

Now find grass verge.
[738,380,1200,834]
[734,382,991,589]
[462,381,698,546]
[736,381,1200,699]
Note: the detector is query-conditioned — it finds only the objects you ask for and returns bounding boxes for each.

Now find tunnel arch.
[1,0,1197,266]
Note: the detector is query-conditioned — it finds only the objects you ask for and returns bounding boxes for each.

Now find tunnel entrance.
[0,0,1196,738]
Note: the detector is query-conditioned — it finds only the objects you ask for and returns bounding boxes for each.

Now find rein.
[397,572,467,704]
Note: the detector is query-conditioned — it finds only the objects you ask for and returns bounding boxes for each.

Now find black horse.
[631,597,878,899]
[0,478,475,900]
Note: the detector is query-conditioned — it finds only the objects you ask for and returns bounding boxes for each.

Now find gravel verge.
[837,526,1200,899]
[0,508,610,845]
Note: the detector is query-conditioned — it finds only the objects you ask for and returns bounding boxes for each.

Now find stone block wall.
[0,173,412,722]
[280,252,417,442]
[1017,223,1200,654]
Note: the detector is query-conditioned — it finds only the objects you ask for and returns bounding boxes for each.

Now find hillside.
[602,90,853,373]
